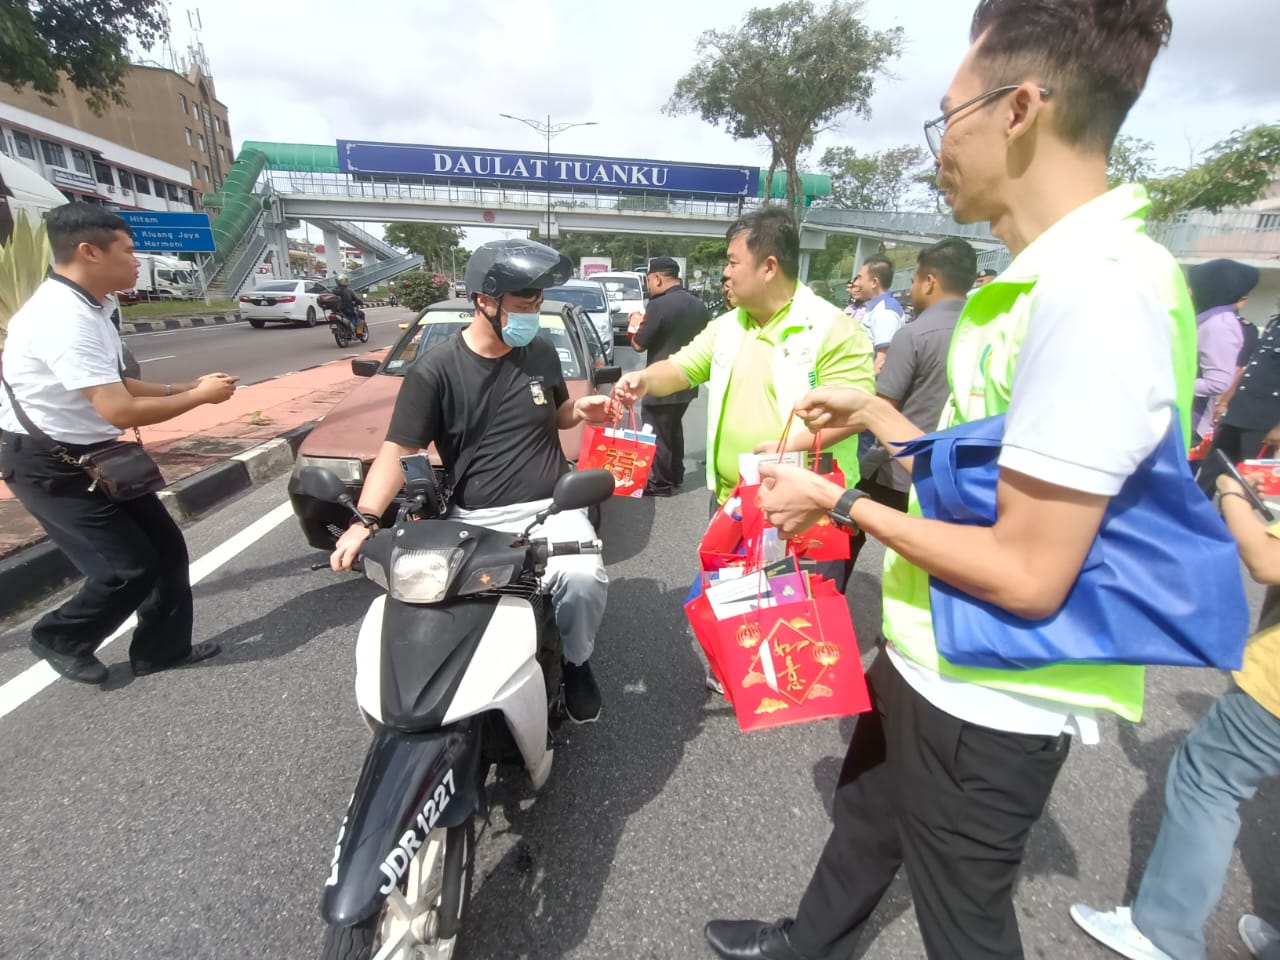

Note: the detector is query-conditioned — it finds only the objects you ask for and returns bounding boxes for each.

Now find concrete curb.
[121,313,244,334]
[0,422,316,622]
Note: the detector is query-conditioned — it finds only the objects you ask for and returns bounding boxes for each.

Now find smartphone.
[1214,448,1276,522]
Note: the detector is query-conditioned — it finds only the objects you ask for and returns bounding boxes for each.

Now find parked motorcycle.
[296,460,615,960]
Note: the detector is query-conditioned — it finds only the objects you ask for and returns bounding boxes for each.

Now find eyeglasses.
[923,84,1052,158]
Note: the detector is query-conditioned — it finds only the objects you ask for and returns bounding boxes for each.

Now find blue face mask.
[501,310,540,347]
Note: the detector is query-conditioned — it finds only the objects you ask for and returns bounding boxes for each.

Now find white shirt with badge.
[0,275,126,445]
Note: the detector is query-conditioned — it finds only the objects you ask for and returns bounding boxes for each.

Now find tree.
[1106,135,1157,189]
[0,1,169,114]
[398,271,451,312]
[666,1,903,219]
[1147,124,1280,221]
[819,144,932,211]
[383,223,465,274]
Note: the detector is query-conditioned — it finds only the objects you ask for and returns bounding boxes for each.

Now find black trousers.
[789,651,1070,960]
[1196,422,1271,496]
[641,400,690,492]
[0,432,193,664]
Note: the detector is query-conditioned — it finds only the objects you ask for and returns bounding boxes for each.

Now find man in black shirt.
[331,239,616,722]
[631,257,711,497]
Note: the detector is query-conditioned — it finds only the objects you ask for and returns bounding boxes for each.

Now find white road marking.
[0,500,295,721]
[138,355,177,363]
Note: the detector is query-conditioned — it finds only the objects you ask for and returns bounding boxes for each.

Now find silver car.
[545,279,615,362]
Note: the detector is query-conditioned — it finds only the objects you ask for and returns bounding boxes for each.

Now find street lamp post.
[499,113,597,246]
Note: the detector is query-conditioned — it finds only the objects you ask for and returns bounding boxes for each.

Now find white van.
[592,271,648,342]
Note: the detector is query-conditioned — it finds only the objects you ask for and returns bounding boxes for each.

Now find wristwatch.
[828,488,868,533]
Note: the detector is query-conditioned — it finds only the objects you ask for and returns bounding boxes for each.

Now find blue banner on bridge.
[117,211,216,252]
[337,140,758,197]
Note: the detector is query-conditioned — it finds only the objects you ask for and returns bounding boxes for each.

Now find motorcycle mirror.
[553,469,616,511]
[295,466,355,508]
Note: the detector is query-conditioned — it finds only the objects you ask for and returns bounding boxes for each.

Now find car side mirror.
[592,365,622,386]
[553,469,617,511]
[351,358,379,378]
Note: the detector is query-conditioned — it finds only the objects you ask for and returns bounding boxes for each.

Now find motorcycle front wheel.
[318,818,474,960]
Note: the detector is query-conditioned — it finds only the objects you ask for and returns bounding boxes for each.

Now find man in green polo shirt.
[614,207,874,510]
[703,2,1191,959]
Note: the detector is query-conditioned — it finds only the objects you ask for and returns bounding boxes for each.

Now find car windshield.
[547,286,607,312]
[255,281,299,292]
[598,277,642,300]
[383,311,582,380]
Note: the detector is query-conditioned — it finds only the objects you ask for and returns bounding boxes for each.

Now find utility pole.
[499,113,597,247]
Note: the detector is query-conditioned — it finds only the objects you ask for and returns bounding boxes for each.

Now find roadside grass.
[121,299,237,320]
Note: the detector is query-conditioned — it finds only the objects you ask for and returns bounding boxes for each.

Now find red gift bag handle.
[774,409,822,472]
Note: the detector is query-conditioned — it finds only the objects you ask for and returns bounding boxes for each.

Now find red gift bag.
[577,409,657,498]
[738,414,851,561]
[1239,445,1280,497]
[685,574,870,732]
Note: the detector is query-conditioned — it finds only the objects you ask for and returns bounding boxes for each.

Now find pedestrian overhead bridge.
[195,140,1280,309]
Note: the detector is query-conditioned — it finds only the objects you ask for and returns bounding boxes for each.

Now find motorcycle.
[388,291,398,307]
[295,460,615,960]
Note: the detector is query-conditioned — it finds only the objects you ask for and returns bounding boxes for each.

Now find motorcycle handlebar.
[548,539,602,557]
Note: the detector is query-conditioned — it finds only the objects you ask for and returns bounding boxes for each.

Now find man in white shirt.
[850,255,904,374]
[0,204,238,685]
[704,1,1189,958]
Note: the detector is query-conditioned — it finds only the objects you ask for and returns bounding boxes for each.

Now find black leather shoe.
[704,918,810,960]
[642,485,674,498]
[29,639,108,685]
[131,641,221,677]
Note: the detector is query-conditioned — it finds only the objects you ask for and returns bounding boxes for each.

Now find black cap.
[649,256,680,279]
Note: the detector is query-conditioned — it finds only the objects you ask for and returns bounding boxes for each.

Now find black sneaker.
[131,641,221,677]
[563,659,602,724]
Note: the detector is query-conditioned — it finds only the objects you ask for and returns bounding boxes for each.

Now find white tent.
[0,153,67,227]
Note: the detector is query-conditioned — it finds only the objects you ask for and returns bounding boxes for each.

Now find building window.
[0,133,8,157]
[13,130,34,160]
[192,103,201,121]
[153,177,165,195]
[166,183,179,202]
[191,160,200,180]
[185,128,192,146]
[197,133,205,153]
[93,161,113,186]
[133,175,151,195]
[203,164,211,182]
[183,188,195,206]
[117,169,132,191]
[40,139,66,167]
[214,117,222,134]
[180,93,188,114]
[71,148,90,174]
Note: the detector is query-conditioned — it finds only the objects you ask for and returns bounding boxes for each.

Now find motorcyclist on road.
[334,275,363,335]
[331,238,616,723]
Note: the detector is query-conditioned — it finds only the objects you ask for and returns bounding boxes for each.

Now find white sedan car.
[239,279,334,328]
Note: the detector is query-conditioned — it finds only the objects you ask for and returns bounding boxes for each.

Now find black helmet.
[464,238,572,300]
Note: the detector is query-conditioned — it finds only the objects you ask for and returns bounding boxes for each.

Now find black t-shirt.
[385,332,570,509]
[633,285,710,405]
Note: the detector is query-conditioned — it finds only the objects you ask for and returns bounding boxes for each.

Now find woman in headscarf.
[1191,259,1264,495]
[1190,258,1260,444]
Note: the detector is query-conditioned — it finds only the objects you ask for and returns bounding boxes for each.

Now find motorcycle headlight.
[389,547,464,604]
[296,456,365,484]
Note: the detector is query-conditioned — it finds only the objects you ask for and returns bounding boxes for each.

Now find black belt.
[0,429,117,456]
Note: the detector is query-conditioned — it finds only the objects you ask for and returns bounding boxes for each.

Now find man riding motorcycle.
[334,274,364,336]
[331,238,615,723]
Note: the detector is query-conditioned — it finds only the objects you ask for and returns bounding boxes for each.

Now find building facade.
[0,61,234,214]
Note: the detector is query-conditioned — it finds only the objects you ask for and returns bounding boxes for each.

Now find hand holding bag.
[895,412,1249,670]
[2,379,165,502]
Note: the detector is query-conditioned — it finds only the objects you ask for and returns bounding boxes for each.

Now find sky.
[147,0,1280,246]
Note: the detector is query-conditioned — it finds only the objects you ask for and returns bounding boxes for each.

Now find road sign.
[337,140,760,197]
[117,210,216,252]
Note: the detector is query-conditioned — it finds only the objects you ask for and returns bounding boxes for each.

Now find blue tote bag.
[894,414,1248,670]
